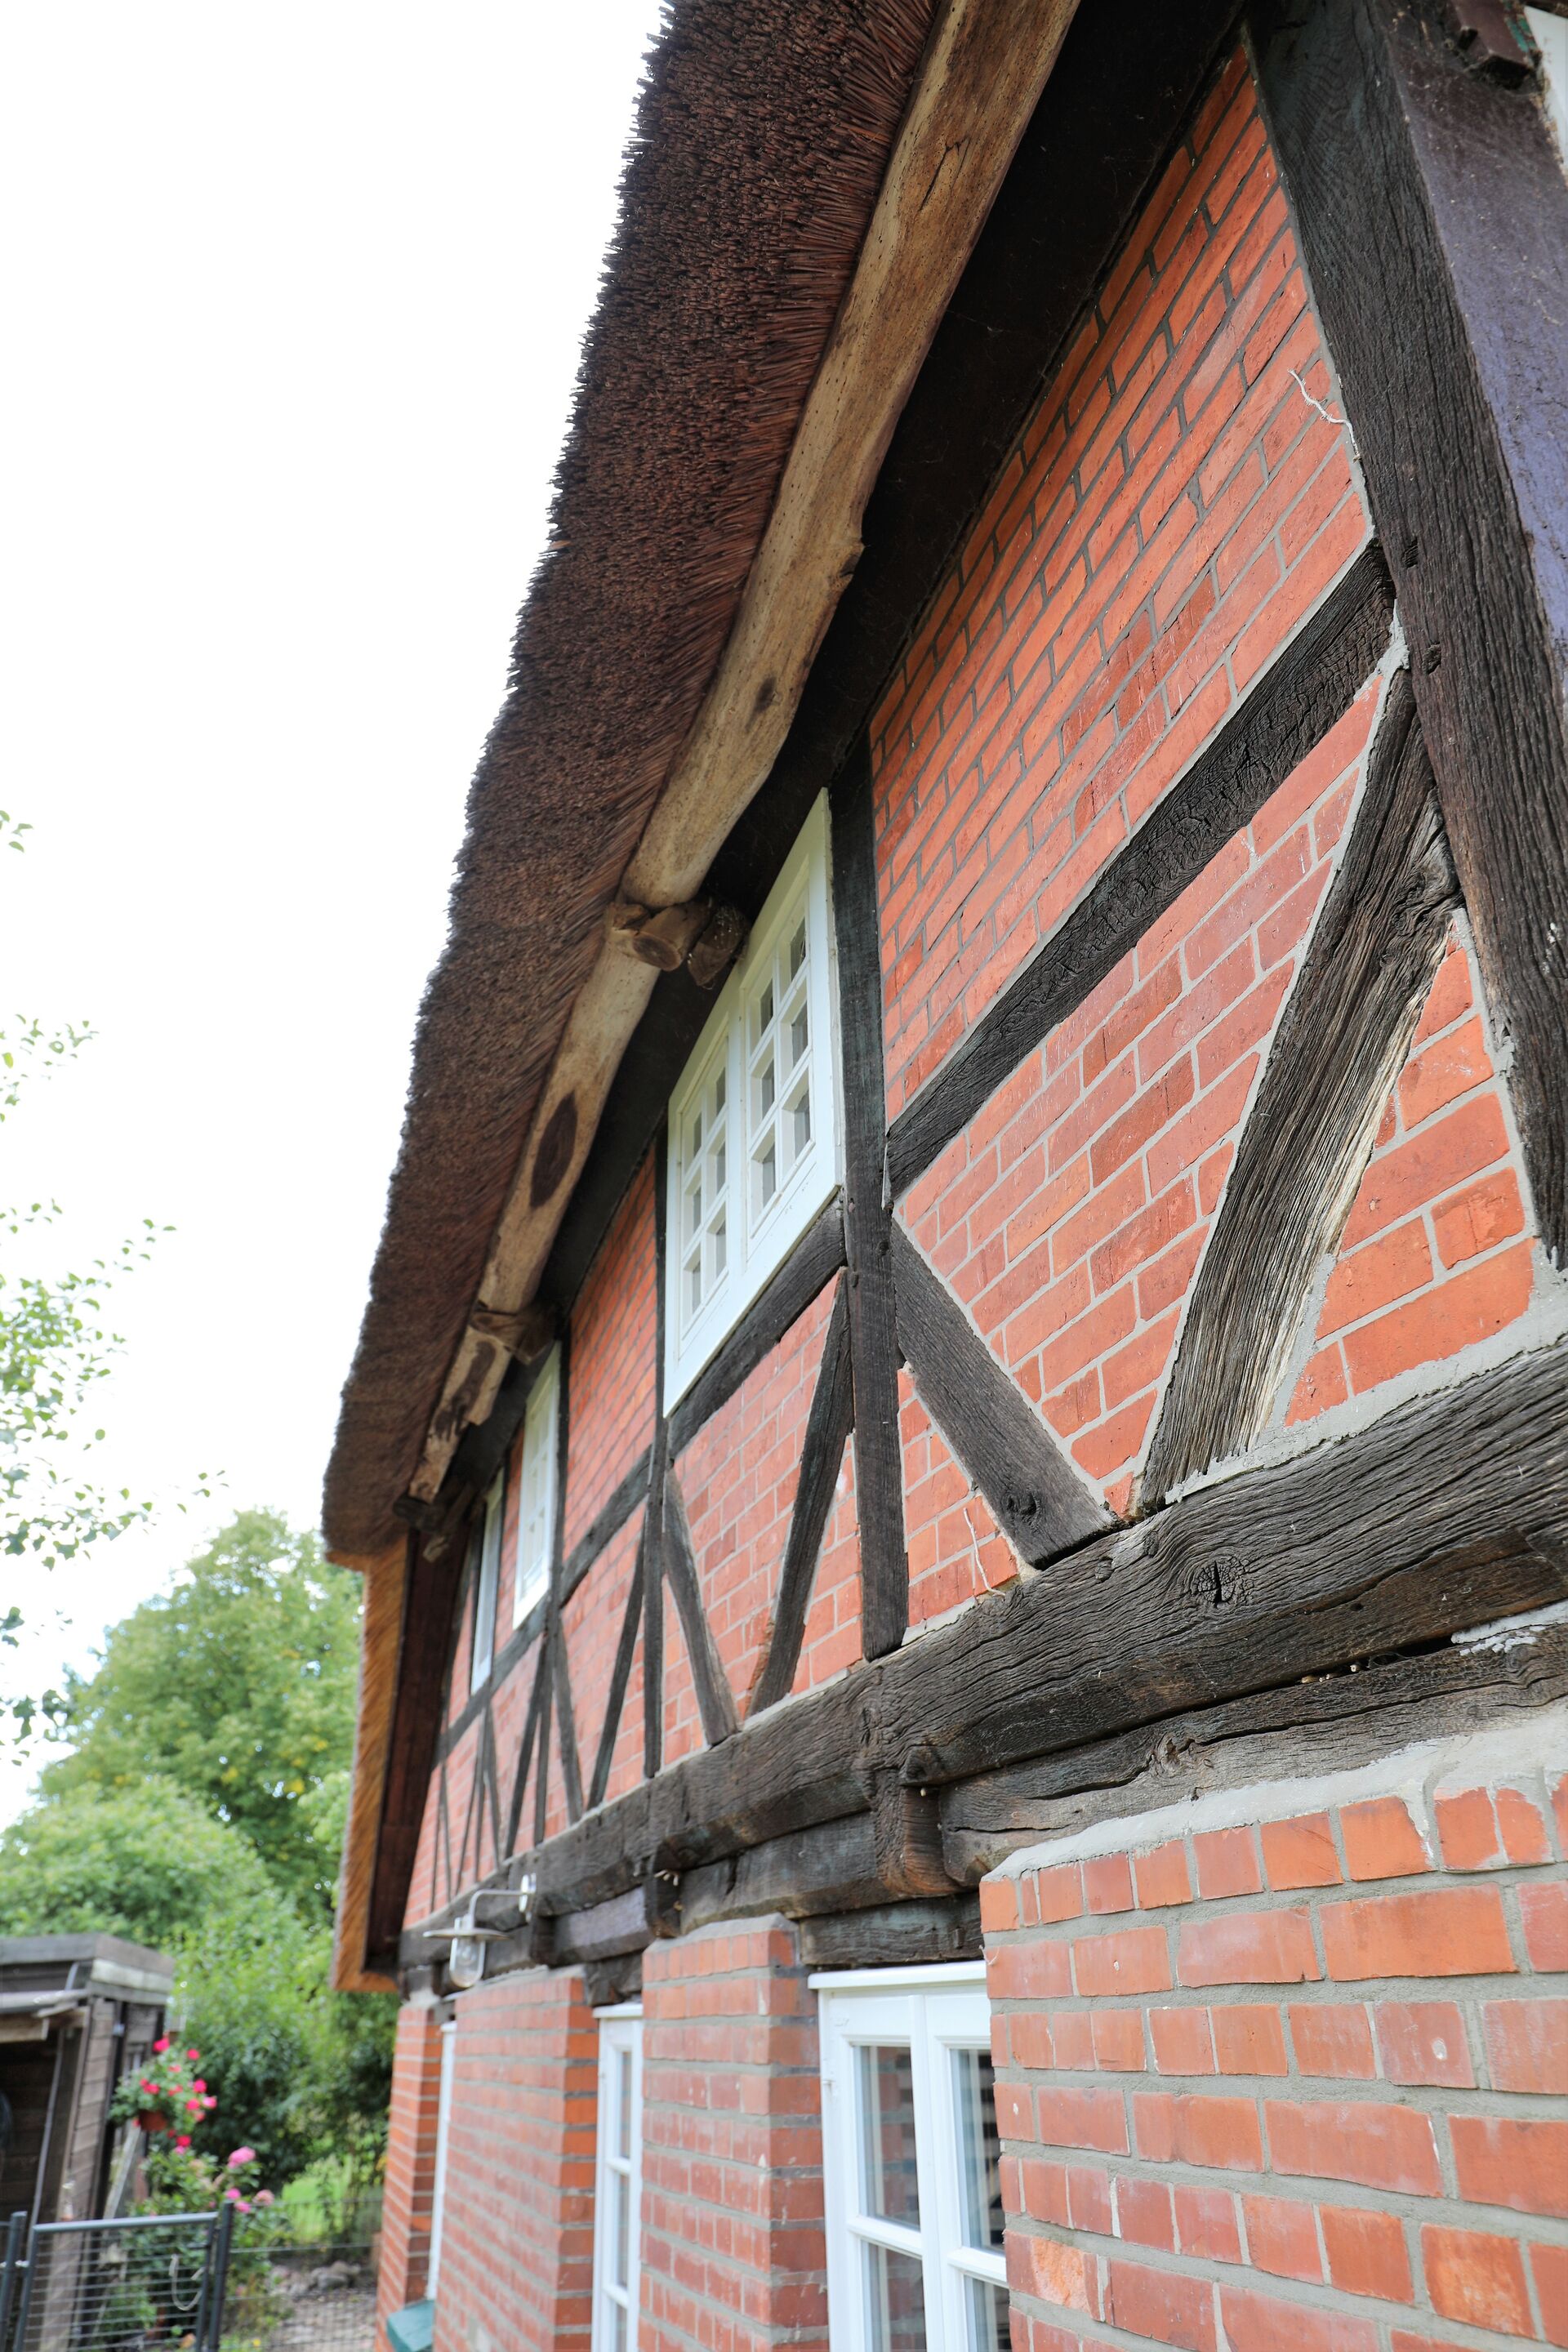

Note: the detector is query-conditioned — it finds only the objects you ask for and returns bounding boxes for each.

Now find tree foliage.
[0,1777,281,1944]
[43,1510,361,1913]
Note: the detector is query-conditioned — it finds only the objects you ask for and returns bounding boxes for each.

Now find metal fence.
[0,2216,375,2352]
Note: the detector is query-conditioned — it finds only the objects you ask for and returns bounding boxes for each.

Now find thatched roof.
[323,0,937,1558]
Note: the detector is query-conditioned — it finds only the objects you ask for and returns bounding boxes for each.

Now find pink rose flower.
[228,2148,256,2170]
[254,2191,274,2208]
[153,2037,170,2055]
[187,2049,199,2062]
[176,2136,191,2150]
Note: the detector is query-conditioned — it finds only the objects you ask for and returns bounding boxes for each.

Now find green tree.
[0,1777,280,1944]
[44,1510,361,1913]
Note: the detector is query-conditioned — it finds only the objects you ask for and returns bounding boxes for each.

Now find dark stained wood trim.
[1145,671,1459,1501]
[884,545,1396,1196]
[891,1223,1109,1564]
[867,1772,958,1898]
[587,1546,646,1815]
[831,741,907,1659]
[662,1470,741,1746]
[434,1757,452,1913]
[552,1619,585,1827]
[800,1895,982,1972]
[532,1641,555,1851]
[562,1450,651,1597]
[666,1195,845,1459]
[545,1333,582,1825]
[679,1812,887,1931]
[644,1132,670,1780]
[748,1277,856,1717]
[1251,0,1568,1264]
[481,1702,503,1878]
[515,1334,1568,1918]
[548,1878,679,1967]
[365,1531,465,1965]
[502,1641,551,1859]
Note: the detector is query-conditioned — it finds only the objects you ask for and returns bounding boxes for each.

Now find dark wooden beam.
[363,1532,461,1965]
[800,1895,982,1973]
[644,1134,670,1780]
[562,1449,651,1597]
[515,1335,1568,1919]
[679,1812,887,1932]
[666,1195,844,1459]
[547,1876,679,1966]
[587,1547,646,1815]
[662,1471,741,1746]
[866,1772,959,1898]
[1144,671,1459,1501]
[939,1625,1568,1881]
[832,742,907,1659]
[748,1277,855,1717]
[884,546,1396,1196]
[502,1642,551,1859]
[891,1223,1108,1564]
[1251,0,1568,1263]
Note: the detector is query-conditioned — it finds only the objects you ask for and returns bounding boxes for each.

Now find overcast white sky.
[0,2,662,1820]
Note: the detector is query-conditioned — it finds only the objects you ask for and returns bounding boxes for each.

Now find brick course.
[641,1918,827,2352]
[376,2003,445,2347]
[872,49,1368,1125]
[990,1733,1568,2352]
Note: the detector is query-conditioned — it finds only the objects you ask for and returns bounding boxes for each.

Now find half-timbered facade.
[327,9,1568,2352]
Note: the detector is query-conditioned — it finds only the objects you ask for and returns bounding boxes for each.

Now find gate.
[0,2205,236,2352]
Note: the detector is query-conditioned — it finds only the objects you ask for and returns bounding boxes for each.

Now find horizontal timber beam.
[510,1337,1568,1920]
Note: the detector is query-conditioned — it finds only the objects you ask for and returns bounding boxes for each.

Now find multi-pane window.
[817,1967,1007,2352]
[427,2016,457,2299]
[469,1470,505,1692]
[667,795,840,1400]
[511,1346,560,1628]
[591,2008,643,2352]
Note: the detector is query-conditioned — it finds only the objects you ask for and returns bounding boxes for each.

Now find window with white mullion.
[819,1973,1006,2352]
[592,2008,643,2352]
[511,1347,560,1629]
[679,1046,730,1326]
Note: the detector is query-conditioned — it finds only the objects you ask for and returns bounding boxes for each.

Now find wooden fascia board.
[405,0,1084,1506]
[330,1539,408,1993]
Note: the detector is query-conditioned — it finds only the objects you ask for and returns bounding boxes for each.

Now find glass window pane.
[616,2048,631,2161]
[790,920,807,979]
[965,2276,1009,2352]
[791,1088,811,1156]
[756,1138,777,1209]
[759,1056,776,1116]
[858,2044,920,2225]
[953,2047,1004,2252]
[790,1004,808,1066]
[612,2168,630,2289]
[612,2301,627,2352]
[864,2242,927,2352]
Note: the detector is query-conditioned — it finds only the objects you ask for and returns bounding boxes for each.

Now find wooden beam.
[644,1135,670,1780]
[662,1471,741,1747]
[748,1276,855,1717]
[587,1545,645,1816]
[362,1532,463,1971]
[548,1877,679,1967]
[1251,0,1568,1263]
[532,1642,555,1851]
[666,1196,844,1459]
[832,742,907,1659]
[891,1223,1108,1563]
[884,546,1396,1196]
[502,1641,551,1860]
[405,0,1085,1508]
[679,1812,887,1933]
[800,1895,982,1973]
[1144,671,1459,1501]
[515,1335,1568,1918]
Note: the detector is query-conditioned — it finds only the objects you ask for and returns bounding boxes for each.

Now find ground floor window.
[816,1964,1005,2352]
[592,2006,644,2352]
[427,2015,457,2296]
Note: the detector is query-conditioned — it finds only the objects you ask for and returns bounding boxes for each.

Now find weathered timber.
[543,1338,583,1824]
[512,1338,1568,1919]
[532,1640,554,1851]
[749,1277,855,1717]
[552,1620,585,1827]
[884,545,1396,1195]
[587,1548,646,1816]
[1144,672,1460,1500]
[363,1533,461,1967]
[666,1196,845,1458]
[1251,0,1568,1263]
[800,1895,982,1973]
[662,1472,741,1746]
[501,1640,550,1860]
[832,744,907,1659]
[548,1877,679,1967]
[891,1223,1108,1563]
[939,1625,1568,1881]
[583,1953,644,2010]
[867,1772,958,1897]
[482,1703,504,1879]
[408,0,1085,1508]
[679,1812,886,1932]
[644,1138,670,1780]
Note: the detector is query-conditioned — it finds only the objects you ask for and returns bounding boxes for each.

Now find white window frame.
[511,1345,560,1628]
[591,2006,644,2352]
[469,1470,505,1692]
[427,2016,457,2299]
[666,795,842,1402]
[816,1964,1007,2352]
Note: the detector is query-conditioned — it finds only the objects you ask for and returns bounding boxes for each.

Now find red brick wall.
[377,2003,446,2345]
[641,1918,828,2352]
[872,49,1368,1124]
[431,1967,597,2352]
[565,1153,657,1558]
[1289,932,1539,1424]
[900,682,1382,1513]
[986,1735,1568,2352]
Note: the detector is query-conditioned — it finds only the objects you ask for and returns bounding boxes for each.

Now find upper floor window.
[666,795,840,1400]
[512,1346,560,1628]
[817,1967,1006,2352]
[469,1470,505,1691]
